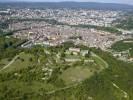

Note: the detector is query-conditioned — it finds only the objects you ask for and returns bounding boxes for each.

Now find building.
[69,48,81,55]
[80,50,89,56]
[69,48,80,52]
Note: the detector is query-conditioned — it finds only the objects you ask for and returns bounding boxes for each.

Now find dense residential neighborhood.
[0,8,131,50]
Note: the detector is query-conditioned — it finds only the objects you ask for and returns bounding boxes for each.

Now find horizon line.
[0,1,132,6]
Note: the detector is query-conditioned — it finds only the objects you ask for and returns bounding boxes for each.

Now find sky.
[1,0,133,5]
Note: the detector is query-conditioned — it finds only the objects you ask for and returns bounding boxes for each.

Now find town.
[0,8,132,51]
[0,2,133,100]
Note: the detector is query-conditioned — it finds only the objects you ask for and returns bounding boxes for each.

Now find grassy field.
[60,66,94,85]
[0,43,114,100]
[60,52,107,85]
[45,48,133,100]
[0,58,10,69]
[2,52,35,72]
[0,49,107,85]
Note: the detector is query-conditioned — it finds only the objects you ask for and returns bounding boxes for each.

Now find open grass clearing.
[60,66,93,85]
[65,54,83,59]
[2,52,35,72]
[0,58,10,69]
[60,52,108,85]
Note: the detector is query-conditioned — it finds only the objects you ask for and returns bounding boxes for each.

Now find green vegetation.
[91,52,108,69]
[0,20,9,29]
[0,36,24,60]
[60,66,94,85]
[0,36,109,99]
[2,52,35,72]
[44,48,133,100]
[111,39,133,57]
[115,17,133,30]
[113,12,133,30]
[0,35,132,100]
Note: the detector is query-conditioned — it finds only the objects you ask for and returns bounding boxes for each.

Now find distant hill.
[0,2,133,10]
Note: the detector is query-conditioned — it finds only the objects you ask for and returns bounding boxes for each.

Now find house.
[69,48,80,52]
[69,48,80,55]
[65,58,81,62]
[129,58,133,62]
[80,50,89,56]
[68,47,89,56]
[113,53,121,57]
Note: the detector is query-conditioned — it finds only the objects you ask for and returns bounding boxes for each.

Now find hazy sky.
[1,0,133,5]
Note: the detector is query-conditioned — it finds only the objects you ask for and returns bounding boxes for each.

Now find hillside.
[0,36,133,100]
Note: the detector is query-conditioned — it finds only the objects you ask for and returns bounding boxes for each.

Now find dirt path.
[112,82,129,99]
[91,52,109,68]
[45,82,81,95]
[0,55,19,71]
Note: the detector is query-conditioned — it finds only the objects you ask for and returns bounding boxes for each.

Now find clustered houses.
[68,47,89,56]
[1,8,131,50]
[113,49,133,62]
[12,22,129,49]
[9,9,121,27]
[65,47,90,62]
